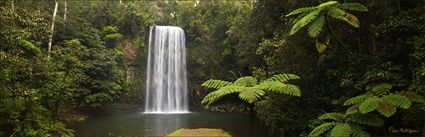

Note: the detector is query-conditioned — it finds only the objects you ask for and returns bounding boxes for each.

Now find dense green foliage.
[1,0,425,137]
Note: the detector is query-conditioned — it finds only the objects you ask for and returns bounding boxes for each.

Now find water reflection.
[74,112,268,137]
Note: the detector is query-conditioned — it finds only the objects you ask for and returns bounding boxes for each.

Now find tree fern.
[331,123,352,137]
[201,74,301,106]
[238,88,265,103]
[234,76,257,87]
[382,94,412,109]
[344,94,370,106]
[318,112,344,121]
[309,122,335,137]
[265,74,300,83]
[377,100,397,117]
[345,113,384,127]
[286,7,316,17]
[290,9,322,35]
[308,15,325,37]
[337,3,368,12]
[350,125,370,137]
[346,105,359,115]
[358,96,380,113]
[201,79,233,89]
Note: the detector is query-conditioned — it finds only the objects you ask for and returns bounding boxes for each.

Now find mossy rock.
[167,128,231,137]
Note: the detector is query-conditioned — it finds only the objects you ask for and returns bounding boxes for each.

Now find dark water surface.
[74,112,269,137]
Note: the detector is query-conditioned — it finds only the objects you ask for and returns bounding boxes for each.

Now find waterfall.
[145,26,189,113]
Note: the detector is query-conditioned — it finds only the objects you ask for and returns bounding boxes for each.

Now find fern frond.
[331,123,352,137]
[234,76,257,87]
[202,79,233,89]
[317,1,339,8]
[290,10,322,35]
[265,74,300,83]
[308,15,325,37]
[345,13,360,27]
[344,94,370,106]
[371,83,392,95]
[255,81,301,97]
[201,85,244,105]
[328,7,347,22]
[309,122,335,137]
[345,105,359,115]
[286,7,316,17]
[382,94,412,109]
[398,91,425,103]
[350,125,370,137]
[377,100,397,117]
[238,88,265,104]
[358,96,380,114]
[346,113,384,126]
[337,3,368,12]
[318,112,344,121]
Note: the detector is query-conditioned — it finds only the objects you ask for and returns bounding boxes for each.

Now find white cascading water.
[145,26,189,113]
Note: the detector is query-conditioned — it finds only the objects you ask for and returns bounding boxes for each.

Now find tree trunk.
[47,1,58,56]
[11,0,14,11]
[64,1,67,21]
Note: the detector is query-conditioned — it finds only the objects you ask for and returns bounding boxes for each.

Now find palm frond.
[377,100,397,117]
[331,123,352,137]
[308,15,325,37]
[234,76,257,87]
[265,73,300,83]
[290,10,322,35]
[309,122,335,137]
[201,85,244,105]
[382,94,412,109]
[238,88,265,104]
[318,112,344,121]
[286,7,316,17]
[337,3,368,12]
[358,96,380,114]
[202,79,233,89]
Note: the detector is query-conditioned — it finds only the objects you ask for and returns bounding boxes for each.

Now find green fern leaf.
[265,74,300,83]
[317,1,339,8]
[201,85,243,105]
[398,91,425,103]
[255,81,301,97]
[286,7,316,17]
[371,83,392,95]
[382,94,412,109]
[238,88,265,104]
[337,3,368,12]
[344,94,370,106]
[309,122,335,137]
[345,13,360,27]
[377,100,397,117]
[328,7,347,22]
[350,125,370,137]
[346,105,359,115]
[290,10,322,35]
[318,112,344,121]
[331,123,352,137]
[202,79,233,89]
[359,96,380,114]
[234,76,257,87]
[308,15,325,37]
[346,113,384,126]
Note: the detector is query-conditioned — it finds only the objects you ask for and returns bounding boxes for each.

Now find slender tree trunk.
[11,0,14,11]
[47,1,58,56]
[64,1,67,21]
